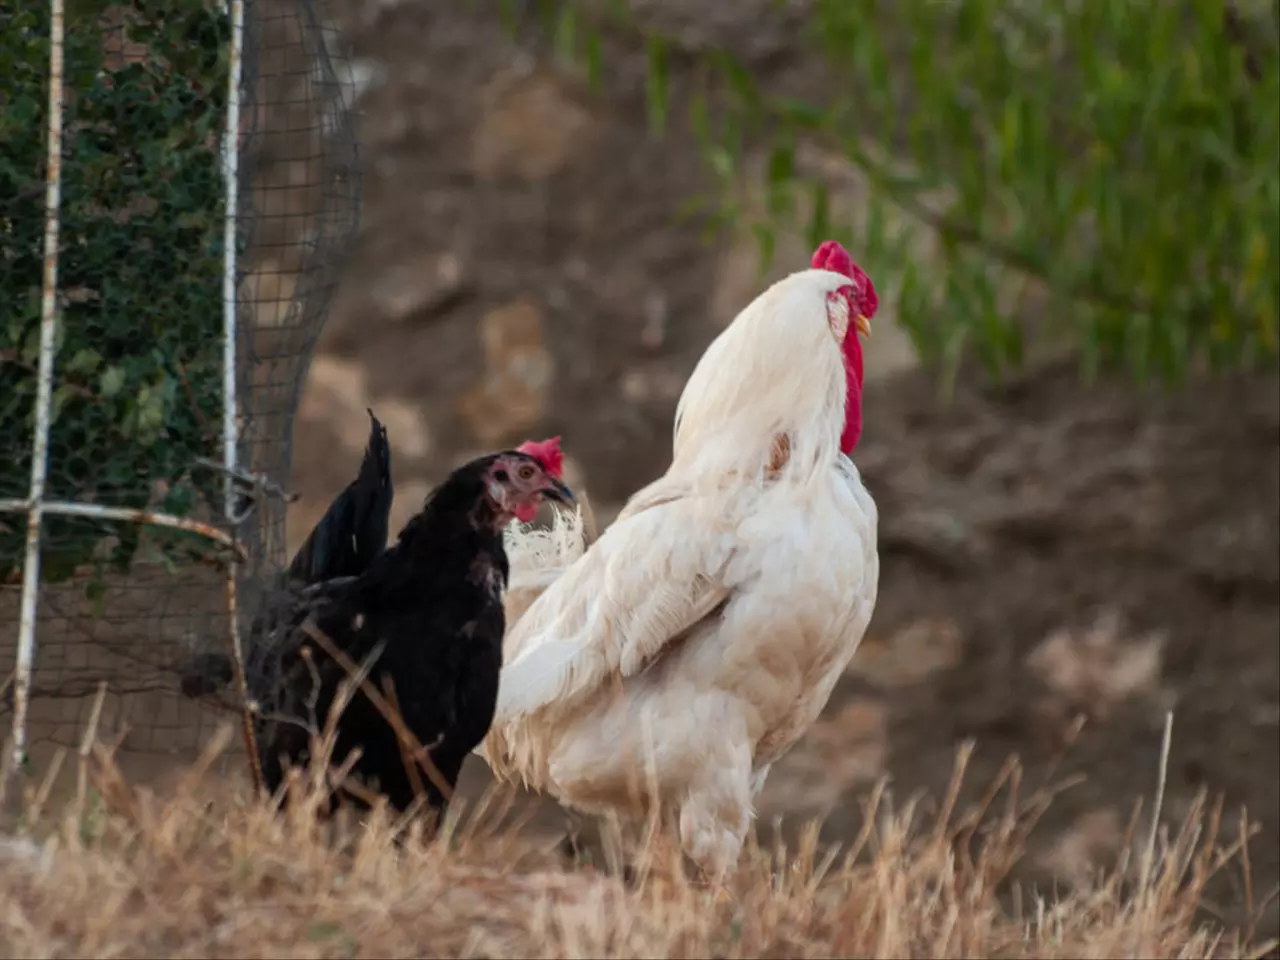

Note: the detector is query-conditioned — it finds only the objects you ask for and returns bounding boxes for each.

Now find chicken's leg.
[677,738,754,883]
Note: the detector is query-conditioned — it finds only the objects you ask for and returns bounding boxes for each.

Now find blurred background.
[3,0,1277,939]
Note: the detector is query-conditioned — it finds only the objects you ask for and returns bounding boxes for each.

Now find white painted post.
[7,0,67,783]
[220,0,264,793]
[222,0,244,516]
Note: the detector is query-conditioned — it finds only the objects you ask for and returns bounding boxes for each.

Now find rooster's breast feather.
[489,483,732,727]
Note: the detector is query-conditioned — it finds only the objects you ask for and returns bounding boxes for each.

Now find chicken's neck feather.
[670,270,853,492]
[363,472,510,596]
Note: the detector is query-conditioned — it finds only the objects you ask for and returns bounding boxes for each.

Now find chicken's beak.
[542,477,575,505]
[855,313,872,339]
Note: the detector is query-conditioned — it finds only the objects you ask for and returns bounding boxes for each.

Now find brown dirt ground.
[7,0,1277,943]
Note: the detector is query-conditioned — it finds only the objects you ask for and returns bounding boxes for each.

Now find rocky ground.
[258,0,1280,938]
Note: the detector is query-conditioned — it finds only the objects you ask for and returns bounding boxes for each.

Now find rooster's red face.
[813,240,878,346]
[486,445,574,525]
[811,241,879,454]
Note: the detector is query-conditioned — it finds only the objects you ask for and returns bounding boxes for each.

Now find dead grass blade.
[380,673,427,802]
[299,616,454,805]
[0,732,1267,959]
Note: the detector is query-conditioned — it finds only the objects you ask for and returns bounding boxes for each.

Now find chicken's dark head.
[811,240,878,454]
[484,438,574,526]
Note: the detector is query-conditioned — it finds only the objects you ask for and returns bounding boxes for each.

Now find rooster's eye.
[518,464,536,480]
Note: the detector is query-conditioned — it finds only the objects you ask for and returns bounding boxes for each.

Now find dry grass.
[1,716,1275,960]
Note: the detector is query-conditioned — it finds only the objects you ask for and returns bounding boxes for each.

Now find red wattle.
[514,502,539,524]
[840,333,865,454]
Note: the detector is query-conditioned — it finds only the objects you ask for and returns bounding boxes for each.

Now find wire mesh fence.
[0,0,360,789]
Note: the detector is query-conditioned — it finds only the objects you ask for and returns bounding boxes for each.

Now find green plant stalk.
[508,0,1280,389]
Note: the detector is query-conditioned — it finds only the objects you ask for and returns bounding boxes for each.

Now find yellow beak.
[855,314,872,338]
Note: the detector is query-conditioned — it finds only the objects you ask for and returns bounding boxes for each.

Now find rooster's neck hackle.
[671,269,852,490]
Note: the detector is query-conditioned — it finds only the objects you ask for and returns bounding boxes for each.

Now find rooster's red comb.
[811,240,853,276]
[811,240,879,319]
[516,436,564,477]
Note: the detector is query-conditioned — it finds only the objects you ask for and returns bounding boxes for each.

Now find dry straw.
[1,685,1275,958]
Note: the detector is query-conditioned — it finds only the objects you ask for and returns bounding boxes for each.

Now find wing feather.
[491,485,730,725]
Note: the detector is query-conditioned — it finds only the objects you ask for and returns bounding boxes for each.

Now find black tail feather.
[287,408,393,585]
[181,411,393,701]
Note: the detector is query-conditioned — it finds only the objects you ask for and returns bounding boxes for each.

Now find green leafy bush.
[542,0,1280,387]
[0,1,232,585]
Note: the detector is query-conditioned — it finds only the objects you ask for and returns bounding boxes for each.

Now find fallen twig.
[380,674,427,803]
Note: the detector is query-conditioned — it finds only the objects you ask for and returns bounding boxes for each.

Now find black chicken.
[246,442,573,821]
[180,409,394,699]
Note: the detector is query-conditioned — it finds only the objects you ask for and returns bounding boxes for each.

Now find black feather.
[178,410,393,701]
[246,451,527,822]
[287,408,393,584]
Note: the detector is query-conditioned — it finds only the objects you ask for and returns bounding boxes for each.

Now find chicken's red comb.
[811,240,879,318]
[516,436,564,477]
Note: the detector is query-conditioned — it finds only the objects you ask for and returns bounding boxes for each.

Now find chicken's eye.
[517,464,536,481]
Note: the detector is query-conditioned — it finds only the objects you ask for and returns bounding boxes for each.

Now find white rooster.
[481,241,880,880]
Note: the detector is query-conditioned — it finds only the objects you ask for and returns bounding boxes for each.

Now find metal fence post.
[7,0,66,788]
